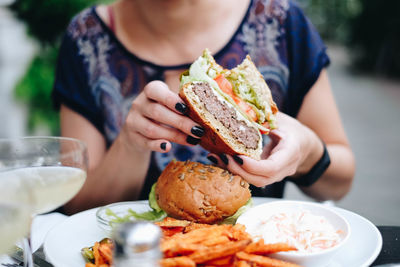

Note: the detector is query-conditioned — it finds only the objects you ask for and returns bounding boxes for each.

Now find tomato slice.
[260,122,270,135]
[214,74,234,96]
[236,98,257,122]
[214,74,258,122]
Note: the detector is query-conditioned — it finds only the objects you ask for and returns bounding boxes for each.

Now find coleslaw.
[247,209,342,253]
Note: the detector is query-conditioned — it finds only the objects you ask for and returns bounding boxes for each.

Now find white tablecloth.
[0,212,67,264]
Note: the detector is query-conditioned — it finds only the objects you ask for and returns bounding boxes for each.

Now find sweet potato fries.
[84,217,301,267]
[157,217,299,267]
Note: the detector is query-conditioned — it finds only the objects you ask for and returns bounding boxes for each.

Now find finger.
[266,134,299,172]
[261,137,277,159]
[206,153,222,166]
[207,153,279,187]
[244,151,292,178]
[134,115,196,146]
[218,153,229,165]
[143,81,187,115]
[142,102,204,138]
[244,132,297,176]
[268,129,284,142]
[132,131,172,152]
[149,139,172,153]
[225,155,277,187]
[231,147,296,181]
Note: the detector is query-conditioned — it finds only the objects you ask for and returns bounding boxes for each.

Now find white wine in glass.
[0,136,88,266]
[0,183,32,255]
[4,166,86,215]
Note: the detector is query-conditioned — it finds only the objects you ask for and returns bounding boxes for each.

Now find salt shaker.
[113,221,162,267]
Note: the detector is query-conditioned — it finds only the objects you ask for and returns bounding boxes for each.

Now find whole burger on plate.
[179,49,278,160]
[150,160,252,224]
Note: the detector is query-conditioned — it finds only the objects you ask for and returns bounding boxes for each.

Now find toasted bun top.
[155,160,251,224]
[230,55,278,115]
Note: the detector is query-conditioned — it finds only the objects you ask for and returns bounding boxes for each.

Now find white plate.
[44,198,382,267]
[44,200,148,267]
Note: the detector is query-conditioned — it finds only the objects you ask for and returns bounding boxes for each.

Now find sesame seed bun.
[155,160,251,224]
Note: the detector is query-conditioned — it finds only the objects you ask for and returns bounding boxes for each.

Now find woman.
[53,0,355,214]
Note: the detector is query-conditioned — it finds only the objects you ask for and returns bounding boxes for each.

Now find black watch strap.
[288,142,331,187]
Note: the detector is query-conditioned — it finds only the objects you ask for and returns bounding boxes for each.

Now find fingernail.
[186,135,201,145]
[175,102,187,114]
[191,126,204,137]
[233,155,243,165]
[207,155,218,164]
[219,154,229,165]
[160,142,167,151]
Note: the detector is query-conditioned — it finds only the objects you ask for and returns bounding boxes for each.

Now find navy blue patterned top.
[53,0,330,199]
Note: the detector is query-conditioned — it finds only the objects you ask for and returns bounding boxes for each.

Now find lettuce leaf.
[105,183,167,227]
[149,182,162,212]
[105,208,166,226]
[221,198,253,225]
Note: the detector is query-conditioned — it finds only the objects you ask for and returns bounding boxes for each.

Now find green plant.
[297,0,361,42]
[14,48,60,135]
[298,0,400,77]
[10,0,97,134]
[10,0,97,45]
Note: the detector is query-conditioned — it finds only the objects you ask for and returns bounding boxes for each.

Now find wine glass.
[0,175,32,255]
[0,136,88,267]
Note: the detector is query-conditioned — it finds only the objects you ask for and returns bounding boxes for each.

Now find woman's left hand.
[207,112,324,187]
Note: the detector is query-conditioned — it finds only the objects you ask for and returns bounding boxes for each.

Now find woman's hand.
[120,81,205,153]
[206,70,354,201]
[207,112,324,187]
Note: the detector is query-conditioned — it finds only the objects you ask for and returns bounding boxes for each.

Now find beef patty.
[192,82,260,149]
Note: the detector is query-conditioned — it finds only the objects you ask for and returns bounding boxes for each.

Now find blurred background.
[0,0,399,225]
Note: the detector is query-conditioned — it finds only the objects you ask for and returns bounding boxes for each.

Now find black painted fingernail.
[160,142,167,151]
[191,126,204,137]
[219,154,229,165]
[233,155,243,165]
[186,135,201,145]
[207,155,218,164]
[175,102,187,114]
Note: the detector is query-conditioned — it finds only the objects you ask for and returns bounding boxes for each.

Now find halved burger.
[179,49,278,160]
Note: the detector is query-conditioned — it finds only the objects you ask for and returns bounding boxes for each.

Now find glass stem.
[22,237,33,267]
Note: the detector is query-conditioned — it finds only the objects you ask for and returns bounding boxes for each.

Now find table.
[372,226,400,266]
[1,209,399,266]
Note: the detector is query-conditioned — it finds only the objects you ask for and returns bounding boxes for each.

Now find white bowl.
[237,200,350,267]
[96,201,155,233]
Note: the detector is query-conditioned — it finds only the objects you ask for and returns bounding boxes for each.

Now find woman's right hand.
[120,80,205,153]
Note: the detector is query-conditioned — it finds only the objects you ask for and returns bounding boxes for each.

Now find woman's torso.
[55,0,313,199]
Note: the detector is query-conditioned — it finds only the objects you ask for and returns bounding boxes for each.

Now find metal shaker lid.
[113,221,162,256]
